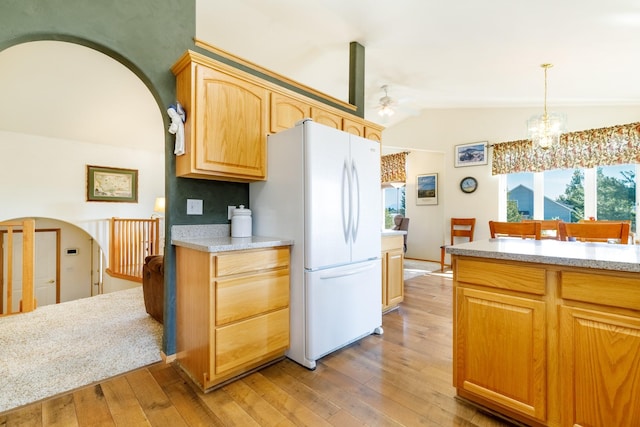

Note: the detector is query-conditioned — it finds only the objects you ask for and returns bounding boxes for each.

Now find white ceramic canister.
[231,205,252,237]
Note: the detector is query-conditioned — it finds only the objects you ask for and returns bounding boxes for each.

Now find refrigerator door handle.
[351,160,360,242]
[341,160,351,243]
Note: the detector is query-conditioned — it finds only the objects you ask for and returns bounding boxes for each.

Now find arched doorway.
[0,40,165,293]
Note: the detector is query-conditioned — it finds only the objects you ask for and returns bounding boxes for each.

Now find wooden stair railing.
[0,219,36,315]
[107,217,160,283]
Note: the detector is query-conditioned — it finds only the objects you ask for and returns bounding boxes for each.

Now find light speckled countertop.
[447,238,640,273]
[171,224,292,253]
[382,229,407,236]
[171,225,401,253]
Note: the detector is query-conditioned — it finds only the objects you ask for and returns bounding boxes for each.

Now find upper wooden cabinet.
[343,118,365,137]
[365,127,382,143]
[172,49,384,182]
[270,93,310,133]
[172,52,268,182]
[310,107,342,129]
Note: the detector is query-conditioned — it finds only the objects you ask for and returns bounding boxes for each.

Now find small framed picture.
[416,173,438,205]
[87,165,138,203]
[454,141,488,167]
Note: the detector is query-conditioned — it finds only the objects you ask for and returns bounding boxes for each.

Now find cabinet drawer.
[215,269,290,325]
[382,234,404,251]
[215,308,289,374]
[214,247,289,277]
[561,271,640,310]
[457,258,546,295]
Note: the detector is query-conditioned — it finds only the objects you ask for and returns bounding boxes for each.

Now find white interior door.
[2,230,58,312]
[3,232,23,313]
[34,231,57,307]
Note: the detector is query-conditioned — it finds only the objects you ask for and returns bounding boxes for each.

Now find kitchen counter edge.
[172,236,293,253]
[446,238,640,273]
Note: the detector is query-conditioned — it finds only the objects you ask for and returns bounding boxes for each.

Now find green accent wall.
[0,0,249,356]
[1,1,365,358]
[349,41,365,117]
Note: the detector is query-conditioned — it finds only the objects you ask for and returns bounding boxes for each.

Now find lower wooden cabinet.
[382,234,404,312]
[559,305,640,427]
[453,255,640,427]
[176,245,290,390]
[455,287,547,420]
[558,270,640,427]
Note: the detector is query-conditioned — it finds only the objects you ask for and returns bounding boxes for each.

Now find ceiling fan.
[377,85,397,117]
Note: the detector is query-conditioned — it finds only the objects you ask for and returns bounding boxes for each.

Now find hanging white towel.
[168,103,186,156]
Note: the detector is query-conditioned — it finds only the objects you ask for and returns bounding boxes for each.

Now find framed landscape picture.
[416,173,438,205]
[454,141,488,167]
[86,165,138,203]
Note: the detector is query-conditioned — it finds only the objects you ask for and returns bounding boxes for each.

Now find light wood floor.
[0,274,513,426]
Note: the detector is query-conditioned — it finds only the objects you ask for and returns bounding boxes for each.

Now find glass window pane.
[544,169,579,222]
[507,173,533,221]
[596,164,636,229]
[384,186,406,228]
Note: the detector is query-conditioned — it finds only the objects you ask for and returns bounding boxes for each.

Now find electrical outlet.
[187,199,203,215]
[228,205,236,220]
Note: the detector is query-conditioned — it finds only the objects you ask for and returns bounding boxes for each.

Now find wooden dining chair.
[558,221,630,244]
[522,219,561,239]
[489,221,541,240]
[440,218,476,271]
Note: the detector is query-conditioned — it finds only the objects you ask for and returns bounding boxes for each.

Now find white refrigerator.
[250,119,382,369]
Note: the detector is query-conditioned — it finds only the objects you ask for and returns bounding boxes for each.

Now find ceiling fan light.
[379,105,395,117]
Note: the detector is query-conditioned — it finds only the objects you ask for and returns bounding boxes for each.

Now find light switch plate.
[228,205,236,220]
[187,199,203,215]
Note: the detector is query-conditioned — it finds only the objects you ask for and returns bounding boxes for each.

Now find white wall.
[0,130,165,261]
[382,105,640,263]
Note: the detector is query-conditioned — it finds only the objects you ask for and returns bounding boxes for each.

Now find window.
[506,173,533,221]
[505,164,637,230]
[384,186,405,228]
[596,164,636,228]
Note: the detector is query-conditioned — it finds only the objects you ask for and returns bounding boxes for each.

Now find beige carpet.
[0,287,163,413]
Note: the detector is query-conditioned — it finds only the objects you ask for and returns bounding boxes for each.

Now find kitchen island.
[172,225,293,391]
[447,239,640,427]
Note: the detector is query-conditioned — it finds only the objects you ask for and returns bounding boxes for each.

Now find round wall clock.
[460,176,478,193]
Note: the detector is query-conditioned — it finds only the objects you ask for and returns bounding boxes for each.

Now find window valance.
[492,122,640,175]
[381,152,407,184]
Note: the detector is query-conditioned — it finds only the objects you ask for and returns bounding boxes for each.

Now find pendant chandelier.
[527,64,566,149]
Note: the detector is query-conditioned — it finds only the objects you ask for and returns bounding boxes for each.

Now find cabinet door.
[381,251,388,311]
[560,306,640,427]
[455,287,547,421]
[310,107,342,129]
[365,127,382,143]
[215,269,289,325]
[270,92,310,132]
[386,248,404,307]
[343,118,365,137]
[194,65,268,180]
[215,308,289,375]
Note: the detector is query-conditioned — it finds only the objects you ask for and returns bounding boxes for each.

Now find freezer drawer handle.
[318,264,374,280]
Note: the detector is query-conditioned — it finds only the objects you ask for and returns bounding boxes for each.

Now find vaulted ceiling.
[1,1,638,153]
[196,0,640,127]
